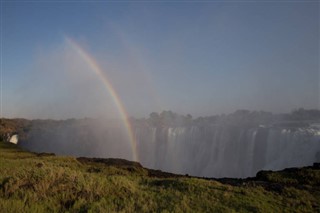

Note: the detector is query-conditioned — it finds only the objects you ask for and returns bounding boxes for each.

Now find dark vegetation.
[0,141,320,212]
[136,108,320,128]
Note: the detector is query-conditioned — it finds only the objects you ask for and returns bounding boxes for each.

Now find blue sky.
[1,1,319,119]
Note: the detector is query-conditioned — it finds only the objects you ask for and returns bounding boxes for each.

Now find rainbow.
[65,37,138,162]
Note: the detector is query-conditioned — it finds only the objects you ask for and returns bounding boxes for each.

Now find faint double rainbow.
[65,36,138,162]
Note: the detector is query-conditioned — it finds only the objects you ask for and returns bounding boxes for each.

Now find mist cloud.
[8,37,160,119]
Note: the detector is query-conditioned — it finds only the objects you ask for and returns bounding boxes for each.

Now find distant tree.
[290,108,320,120]
[186,114,192,120]
[149,112,160,126]
[186,114,193,125]
[149,112,160,120]
[160,111,175,126]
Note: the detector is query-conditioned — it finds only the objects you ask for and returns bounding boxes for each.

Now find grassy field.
[0,141,319,212]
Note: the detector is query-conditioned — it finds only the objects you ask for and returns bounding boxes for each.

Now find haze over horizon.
[1,1,319,119]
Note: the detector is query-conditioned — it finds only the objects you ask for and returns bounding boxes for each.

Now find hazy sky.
[1,1,319,119]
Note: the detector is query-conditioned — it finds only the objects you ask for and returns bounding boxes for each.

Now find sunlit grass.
[0,141,319,212]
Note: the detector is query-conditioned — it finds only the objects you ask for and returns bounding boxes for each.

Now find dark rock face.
[74,154,320,195]
[77,157,143,168]
[210,163,320,194]
[36,152,55,157]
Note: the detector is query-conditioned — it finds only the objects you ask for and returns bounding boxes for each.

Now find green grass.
[0,141,319,212]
